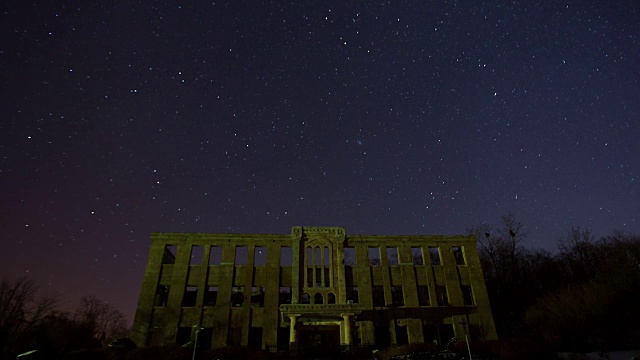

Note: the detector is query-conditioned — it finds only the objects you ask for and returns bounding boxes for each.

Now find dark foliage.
[469,216,640,352]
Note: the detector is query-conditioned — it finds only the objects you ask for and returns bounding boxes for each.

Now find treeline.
[468,213,640,352]
[0,278,129,359]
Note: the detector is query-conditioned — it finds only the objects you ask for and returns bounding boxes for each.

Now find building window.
[254,246,267,266]
[300,293,311,304]
[279,287,292,305]
[391,286,404,306]
[248,327,263,349]
[162,245,177,264]
[395,325,408,345]
[428,247,441,265]
[154,285,170,307]
[204,286,218,306]
[176,327,192,346]
[231,286,244,307]
[307,268,313,287]
[315,268,322,288]
[306,247,313,265]
[209,246,222,265]
[436,285,448,306]
[251,287,265,307]
[189,245,203,265]
[324,247,330,266]
[411,247,424,265]
[327,292,336,304]
[417,286,430,306]
[387,247,399,265]
[344,247,356,266]
[280,246,292,266]
[452,246,465,265]
[315,247,322,265]
[347,286,359,304]
[235,246,248,265]
[461,285,474,305]
[368,247,381,266]
[314,293,323,304]
[372,286,385,307]
[228,328,241,346]
[182,286,197,307]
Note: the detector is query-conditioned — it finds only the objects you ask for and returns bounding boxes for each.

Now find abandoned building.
[131,226,497,353]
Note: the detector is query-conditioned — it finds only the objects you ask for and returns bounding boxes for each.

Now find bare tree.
[74,295,128,345]
[0,278,58,357]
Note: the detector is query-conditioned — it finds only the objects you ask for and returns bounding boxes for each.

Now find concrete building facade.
[131,226,497,352]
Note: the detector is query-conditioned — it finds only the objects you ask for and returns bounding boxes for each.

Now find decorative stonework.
[132,226,497,351]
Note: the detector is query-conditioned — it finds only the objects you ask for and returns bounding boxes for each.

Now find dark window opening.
[346,286,359,304]
[417,286,430,306]
[372,286,385,307]
[182,286,197,307]
[316,268,322,288]
[461,285,474,305]
[279,287,292,305]
[324,247,330,266]
[235,246,248,265]
[190,245,203,265]
[204,286,218,306]
[228,328,241,346]
[300,293,310,304]
[306,247,312,265]
[428,247,441,265]
[254,246,267,266]
[375,325,391,348]
[395,325,408,345]
[324,268,330,287]
[307,268,313,287]
[452,246,465,265]
[436,285,448,306]
[423,325,439,345]
[327,292,336,304]
[411,247,424,265]
[198,328,212,350]
[439,324,455,344]
[154,285,170,307]
[368,247,381,266]
[209,246,222,265]
[315,247,321,266]
[280,246,293,266]
[391,286,404,306]
[251,287,265,307]
[387,247,399,265]
[324,268,331,287]
[248,327,263,349]
[162,245,177,264]
[314,293,323,304]
[176,327,192,346]
[231,286,244,307]
[344,247,356,266]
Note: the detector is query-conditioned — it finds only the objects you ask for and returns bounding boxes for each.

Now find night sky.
[2,1,639,324]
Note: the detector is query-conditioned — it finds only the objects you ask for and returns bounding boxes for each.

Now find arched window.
[324,247,330,266]
[301,293,311,304]
[314,293,323,304]
[327,292,336,304]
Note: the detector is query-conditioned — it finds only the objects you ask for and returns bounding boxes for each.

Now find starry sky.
[2,1,639,324]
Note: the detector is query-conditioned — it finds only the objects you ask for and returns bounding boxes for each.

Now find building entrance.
[299,325,339,357]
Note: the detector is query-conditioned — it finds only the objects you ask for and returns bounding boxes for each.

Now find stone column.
[342,314,352,345]
[289,315,300,344]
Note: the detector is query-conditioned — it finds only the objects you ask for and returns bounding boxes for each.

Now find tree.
[0,278,58,358]
[467,213,530,337]
[74,295,128,346]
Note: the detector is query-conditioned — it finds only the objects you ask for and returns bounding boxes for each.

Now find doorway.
[299,325,339,357]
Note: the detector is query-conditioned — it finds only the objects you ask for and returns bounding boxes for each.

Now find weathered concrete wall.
[131,227,497,350]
